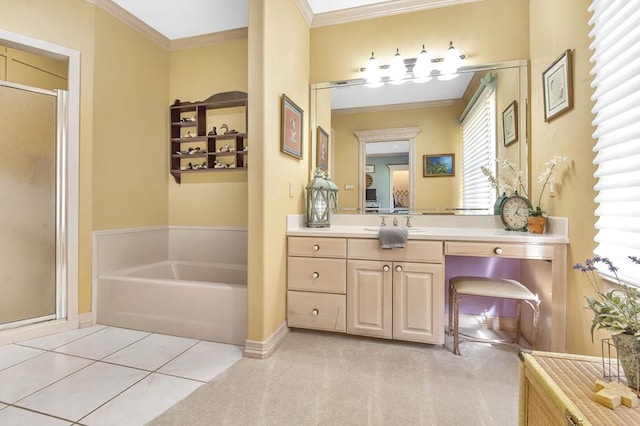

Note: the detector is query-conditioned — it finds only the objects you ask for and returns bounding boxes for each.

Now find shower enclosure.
[0,81,68,329]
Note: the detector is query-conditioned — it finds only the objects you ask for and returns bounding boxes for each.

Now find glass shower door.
[0,82,58,326]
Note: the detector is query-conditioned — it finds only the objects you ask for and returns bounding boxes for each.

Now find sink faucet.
[379,216,387,227]
[405,215,412,228]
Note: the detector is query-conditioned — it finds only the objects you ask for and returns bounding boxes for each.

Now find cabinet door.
[347,260,392,338]
[393,262,444,344]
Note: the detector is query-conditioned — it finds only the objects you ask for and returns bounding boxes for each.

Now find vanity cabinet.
[287,236,444,345]
[347,239,444,344]
[170,91,248,184]
[287,237,347,332]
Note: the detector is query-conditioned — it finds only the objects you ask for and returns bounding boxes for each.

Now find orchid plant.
[481,155,569,216]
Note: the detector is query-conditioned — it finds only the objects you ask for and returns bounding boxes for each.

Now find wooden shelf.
[170,91,248,184]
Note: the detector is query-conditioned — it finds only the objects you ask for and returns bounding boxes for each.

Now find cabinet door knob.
[312,308,319,316]
[313,244,320,251]
[395,265,403,272]
[383,265,390,272]
[312,272,320,279]
[494,247,503,255]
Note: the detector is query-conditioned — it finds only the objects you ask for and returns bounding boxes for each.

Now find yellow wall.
[247,0,310,341]
[530,0,599,355]
[332,103,463,210]
[92,8,169,231]
[168,39,249,226]
[0,44,68,90]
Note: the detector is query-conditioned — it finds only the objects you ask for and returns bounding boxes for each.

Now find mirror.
[309,60,528,214]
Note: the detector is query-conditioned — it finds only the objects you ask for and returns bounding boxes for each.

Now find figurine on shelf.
[172,99,182,106]
[180,115,196,122]
[188,146,202,154]
[218,144,230,152]
[243,145,248,151]
[184,131,194,138]
[213,159,223,168]
[208,126,217,136]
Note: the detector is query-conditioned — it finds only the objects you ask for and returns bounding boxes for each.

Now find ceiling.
[105,0,476,41]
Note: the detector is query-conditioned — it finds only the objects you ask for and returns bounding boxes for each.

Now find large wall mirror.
[309,60,529,215]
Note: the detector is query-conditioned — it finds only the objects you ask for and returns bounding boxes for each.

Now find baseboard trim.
[78,312,94,329]
[244,321,289,359]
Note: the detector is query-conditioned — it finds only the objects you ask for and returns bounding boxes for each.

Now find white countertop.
[287,214,569,244]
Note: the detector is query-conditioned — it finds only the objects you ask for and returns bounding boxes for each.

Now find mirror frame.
[309,59,529,214]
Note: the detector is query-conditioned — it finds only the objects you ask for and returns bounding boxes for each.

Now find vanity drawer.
[288,237,347,258]
[348,239,443,263]
[445,241,555,260]
[287,291,346,332]
[288,257,346,293]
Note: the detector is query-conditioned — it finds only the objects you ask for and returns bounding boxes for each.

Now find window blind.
[461,88,496,211]
[589,0,640,285]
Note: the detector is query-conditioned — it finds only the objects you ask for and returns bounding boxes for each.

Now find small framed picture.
[423,154,455,177]
[364,165,375,173]
[316,126,329,171]
[281,94,303,159]
[543,49,573,122]
[503,100,518,147]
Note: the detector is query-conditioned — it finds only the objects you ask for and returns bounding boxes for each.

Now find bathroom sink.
[363,227,429,233]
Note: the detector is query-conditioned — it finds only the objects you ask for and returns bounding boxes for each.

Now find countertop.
[287,214,569,245]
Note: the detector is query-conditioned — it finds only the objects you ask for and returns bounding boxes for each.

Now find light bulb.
[363,52,383,88]
[412,44,433,83]
[388,48,407,85]
[438,41,463,80]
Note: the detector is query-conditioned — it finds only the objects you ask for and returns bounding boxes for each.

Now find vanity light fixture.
[437,41,464,81]
[412,45,433,83]
[363,52,383,88]
[388,48,408,85]
[360,42,465,86]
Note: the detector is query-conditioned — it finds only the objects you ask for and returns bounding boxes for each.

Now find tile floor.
[0,325,243,425]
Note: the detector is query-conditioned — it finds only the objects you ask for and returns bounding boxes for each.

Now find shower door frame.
[0,29,80,344]
[0,81,68,329]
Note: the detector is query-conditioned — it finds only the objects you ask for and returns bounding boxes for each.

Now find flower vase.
[527,216,547,234]
[612,333,640,390]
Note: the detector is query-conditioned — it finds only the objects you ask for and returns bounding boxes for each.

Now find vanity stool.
[448,276,540,355]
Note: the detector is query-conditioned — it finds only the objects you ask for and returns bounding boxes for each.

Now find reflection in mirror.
[309,60,528,215]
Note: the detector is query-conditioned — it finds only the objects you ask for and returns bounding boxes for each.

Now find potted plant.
[482,155,569,233]
[574,256,640,389]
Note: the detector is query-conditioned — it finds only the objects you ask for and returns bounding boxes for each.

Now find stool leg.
[531,302,540,350]
[514,301,522,344]
[453,290,461,355]
[448,280,453,335]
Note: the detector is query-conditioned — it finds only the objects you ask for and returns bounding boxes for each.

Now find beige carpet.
[149,330,520,425]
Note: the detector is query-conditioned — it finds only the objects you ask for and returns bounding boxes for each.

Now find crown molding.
[295,0,314,27]
[311,0,482,28]
[89,0,171,49]
[169,28,248,51]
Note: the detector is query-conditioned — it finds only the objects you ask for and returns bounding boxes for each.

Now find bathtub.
[96,261,247,345]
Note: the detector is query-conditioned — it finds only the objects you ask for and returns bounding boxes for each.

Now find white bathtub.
[97,261,247,345]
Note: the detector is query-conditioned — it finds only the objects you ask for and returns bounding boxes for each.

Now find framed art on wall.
[423,154,455,177]
[316,126,329,171]
[503,100,518,146]
[281,94,303,159]
[543,49,573,122]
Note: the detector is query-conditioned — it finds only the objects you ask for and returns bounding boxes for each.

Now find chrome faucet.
[379,216,387,227]
[405,215,412,228]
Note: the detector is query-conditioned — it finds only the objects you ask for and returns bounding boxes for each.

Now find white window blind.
[589,0,640,286]
[461,88,496,211]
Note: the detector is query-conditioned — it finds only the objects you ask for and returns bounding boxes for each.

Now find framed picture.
[503,100,518,147]
[423,153,455,177]
[316,126,329,171]
[364,165,375,173]
[543,49,573,122]
[281,94,303,159]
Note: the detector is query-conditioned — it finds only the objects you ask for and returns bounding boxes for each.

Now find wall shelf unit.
[170,91,248,184]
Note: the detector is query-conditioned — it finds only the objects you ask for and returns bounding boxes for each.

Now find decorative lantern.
[324,173,339,213]
[306,168,331,228]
